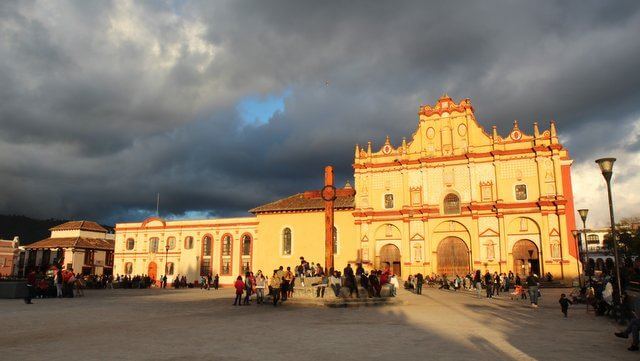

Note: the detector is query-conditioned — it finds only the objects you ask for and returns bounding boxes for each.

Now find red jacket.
[234,280,245,294]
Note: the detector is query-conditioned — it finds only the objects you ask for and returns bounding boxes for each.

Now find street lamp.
[571,229,582,287]
[595,157,623,302]
[164,244,170,287]
[578,209,589,282]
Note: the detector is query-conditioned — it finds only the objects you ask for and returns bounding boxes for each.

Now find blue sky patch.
[237,89,291,125]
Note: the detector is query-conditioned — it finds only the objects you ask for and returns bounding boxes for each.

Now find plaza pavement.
[0,286,635,361]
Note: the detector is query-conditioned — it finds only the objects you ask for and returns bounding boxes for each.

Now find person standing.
[243,272,253,305]
[415,273,424,295]
[389,274,399,297]
[484,271,493,298]
[615,296,640,351]
[526,273,540,307]
[344,264,359,298]
[493,272,501,296]
[255,271,266,304]
[24,268,36,304]
[270,270,282,306]
[233,276,245,306]
[213,274,219,290]
[55,269,63,298]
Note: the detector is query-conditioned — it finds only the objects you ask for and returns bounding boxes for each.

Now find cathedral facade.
[114,95,579,285]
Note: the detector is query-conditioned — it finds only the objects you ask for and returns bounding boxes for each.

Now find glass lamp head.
[578,209,589,223]
[595,158,616,174]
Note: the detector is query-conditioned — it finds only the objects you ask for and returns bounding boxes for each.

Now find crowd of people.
[229,257,402,307]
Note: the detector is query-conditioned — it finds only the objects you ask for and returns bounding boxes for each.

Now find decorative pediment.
[549,228,560,237]
[360,235,369,242]
[410,233,424,240]
[479,228,500,237]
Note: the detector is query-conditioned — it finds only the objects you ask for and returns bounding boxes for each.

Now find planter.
[0,281,28,299]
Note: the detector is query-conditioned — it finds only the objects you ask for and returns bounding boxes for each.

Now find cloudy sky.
[1,0,639,227]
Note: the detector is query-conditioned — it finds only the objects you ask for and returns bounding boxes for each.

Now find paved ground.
[1,286,635,360]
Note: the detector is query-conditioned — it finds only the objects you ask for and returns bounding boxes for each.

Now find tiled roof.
[50,220,107,233]
[250,193,355,214]
[26,237,114,251]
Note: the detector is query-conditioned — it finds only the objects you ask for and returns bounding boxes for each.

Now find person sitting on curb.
[615,296,640,351]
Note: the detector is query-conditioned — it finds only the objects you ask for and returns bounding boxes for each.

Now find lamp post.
[571,230,582,287]
[595,158,623,302]
[164,244,170,288]
[578,209,589,283]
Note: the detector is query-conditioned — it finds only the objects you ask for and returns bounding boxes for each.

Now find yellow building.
[114,95,579,285]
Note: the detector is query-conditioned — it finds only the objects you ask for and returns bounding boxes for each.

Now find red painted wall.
[562,164,578,258]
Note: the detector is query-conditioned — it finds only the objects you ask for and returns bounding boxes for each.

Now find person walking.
[233,276,245,306]
[270,270,282,306]
[559,293,572,318]
[526,273,540,307]
[473,270,483,298]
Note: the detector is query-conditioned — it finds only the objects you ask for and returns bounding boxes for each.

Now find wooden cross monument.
[303,166,356,273]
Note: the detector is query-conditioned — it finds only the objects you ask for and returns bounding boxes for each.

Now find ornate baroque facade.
[114,96,579,285]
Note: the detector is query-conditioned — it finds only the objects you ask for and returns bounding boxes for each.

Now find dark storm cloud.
[1,0,640,225]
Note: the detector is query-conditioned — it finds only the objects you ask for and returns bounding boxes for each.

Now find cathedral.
[114,95,579,285]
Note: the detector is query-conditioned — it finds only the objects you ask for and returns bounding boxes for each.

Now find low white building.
[20,221,115,276]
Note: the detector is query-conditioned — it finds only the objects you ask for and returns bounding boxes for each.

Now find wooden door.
[379,244,401,277]
[512,240,539,277]
[148,262,157,281]
[437,237,470,277]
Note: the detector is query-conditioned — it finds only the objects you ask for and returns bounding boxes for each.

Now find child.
[559,293,572,318]
[233,276,245,306]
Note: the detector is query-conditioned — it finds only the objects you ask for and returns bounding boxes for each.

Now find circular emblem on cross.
[320,186,337,202]
[321,185,337,201]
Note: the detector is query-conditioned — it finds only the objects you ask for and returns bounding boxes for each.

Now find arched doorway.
[513,240,539,277]
[437,237,470,276]
[148,262,157,281]
[379,244,401,277]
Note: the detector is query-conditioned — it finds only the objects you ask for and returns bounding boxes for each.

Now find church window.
[384,194,394,209]
[550,243,561,259]
[480,183,493,202]
[202,236,212,256]
[125,262,133,275]
[282,228,292,256]
[148,237,159,253]
[222,235,232,256]
[410,188,422,206]
[199,259,211,276]
[166,262,174,275]
[166,237,176,250]
[443,193,460,215]
[242,261,251,274]
[184,236,194,250]
[221,259,231,275]
[333,226,338,255]
[485,241,495,260]
[515,184,528,201]
[586,234,599,244]
[242,234,252,256]
[126,238,135,250]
